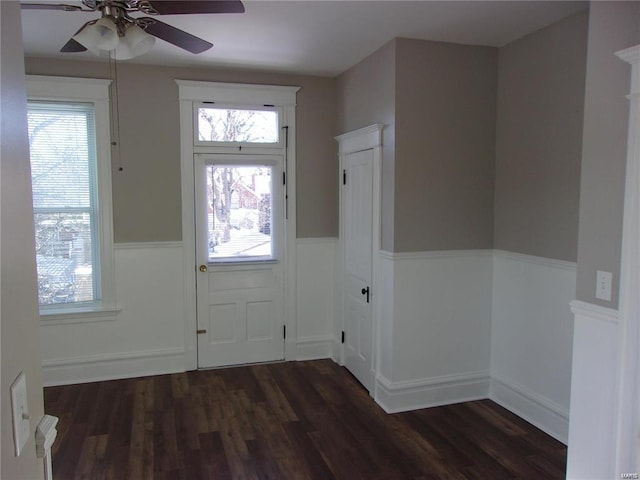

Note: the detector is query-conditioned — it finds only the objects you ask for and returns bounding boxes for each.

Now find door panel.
[196,155,285,368]
[343,149,374,391]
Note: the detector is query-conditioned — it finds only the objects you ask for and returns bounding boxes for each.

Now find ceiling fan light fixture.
[73,16,119,53]
[113,24,155,60]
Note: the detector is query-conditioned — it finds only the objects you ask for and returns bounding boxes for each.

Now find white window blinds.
[28,101,100,306]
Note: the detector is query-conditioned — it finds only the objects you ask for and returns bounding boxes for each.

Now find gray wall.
[1,2,45,478]
[575,1,640,307]
[336,38,497,253]
[494,11,588,262]
[25,59,338,241]
[336,40,396,251]
[394,38,497,252]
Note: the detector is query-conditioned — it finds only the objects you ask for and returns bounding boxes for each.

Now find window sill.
[40,305,121,325]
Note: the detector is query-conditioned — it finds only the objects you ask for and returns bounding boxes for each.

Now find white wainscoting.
[490,250,576,444]
[41,240,583,449]
[566,300,620,480]
[292,238,336,360]
[41,239,338,385]
[41,242,186,386]
[374,250,494,412]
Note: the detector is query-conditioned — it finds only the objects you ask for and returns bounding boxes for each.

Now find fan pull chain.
[108,52,124,172]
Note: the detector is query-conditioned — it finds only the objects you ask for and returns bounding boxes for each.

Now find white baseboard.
[288,335,333,361]
[490,375,569,444]
[373,371,490,413]
[42,347,186,386]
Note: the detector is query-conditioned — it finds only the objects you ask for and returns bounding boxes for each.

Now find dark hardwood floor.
[44,360,567,479]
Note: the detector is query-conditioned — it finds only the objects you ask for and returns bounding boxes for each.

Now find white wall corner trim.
[42,347,185,386]
[374,371,490,414]
[490,375,569,444]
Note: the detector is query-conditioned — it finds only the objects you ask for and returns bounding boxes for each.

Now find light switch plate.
[10,372,30,457]
[596,270,613,301]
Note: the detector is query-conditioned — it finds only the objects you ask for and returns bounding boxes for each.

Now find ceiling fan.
[21,0,245,58]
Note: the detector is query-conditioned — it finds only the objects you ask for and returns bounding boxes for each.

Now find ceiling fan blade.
[61,38,87,52]
[60,21,95,53]
[21,3,83,11]
[145,1,244,15]
[141,18,213,54]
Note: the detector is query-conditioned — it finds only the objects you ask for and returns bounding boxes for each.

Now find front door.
[195,154,285,368]
[343,148,374,391]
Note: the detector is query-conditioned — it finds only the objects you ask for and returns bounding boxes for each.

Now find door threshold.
[197,358,286,371]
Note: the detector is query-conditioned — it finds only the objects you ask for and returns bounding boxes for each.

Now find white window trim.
[27,75,116,321]
[176,80,299,370]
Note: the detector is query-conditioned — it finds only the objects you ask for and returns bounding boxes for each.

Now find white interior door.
[195,154,285,368]
[343,148,374,391]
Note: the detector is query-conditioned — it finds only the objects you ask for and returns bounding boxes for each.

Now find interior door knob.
[199,265,207,272]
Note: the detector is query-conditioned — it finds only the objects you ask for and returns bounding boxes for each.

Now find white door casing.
[613,44,640,477]
[177,80,299,370]
[336,124,383,393]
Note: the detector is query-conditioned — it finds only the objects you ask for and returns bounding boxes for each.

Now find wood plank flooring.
[44,360,567,479]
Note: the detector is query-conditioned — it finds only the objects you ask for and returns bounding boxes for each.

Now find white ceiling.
[21,0,588,76]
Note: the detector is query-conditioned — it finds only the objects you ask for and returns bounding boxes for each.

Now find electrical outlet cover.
[596,270,613,301]
[10,372,30,456]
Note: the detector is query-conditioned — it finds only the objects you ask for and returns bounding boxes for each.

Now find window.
[28,102,99,305]
[27,76,114,316]
[206,164,274,262]
[195,105,281,146]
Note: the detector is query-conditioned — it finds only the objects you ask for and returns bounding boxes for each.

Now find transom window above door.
[195,104,282,147]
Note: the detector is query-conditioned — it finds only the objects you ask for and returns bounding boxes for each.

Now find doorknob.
[199,265,207,272]
[361,286,370,303]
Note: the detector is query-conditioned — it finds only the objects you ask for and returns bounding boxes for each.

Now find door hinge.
[197,329,207,335]
[343,169,346,185]
[283,325,286,339]
[341,331,345,344]
[283,171,286,185]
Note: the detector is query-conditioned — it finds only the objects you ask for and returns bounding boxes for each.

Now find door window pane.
[197,107,279,144]
[206,165,273,261]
